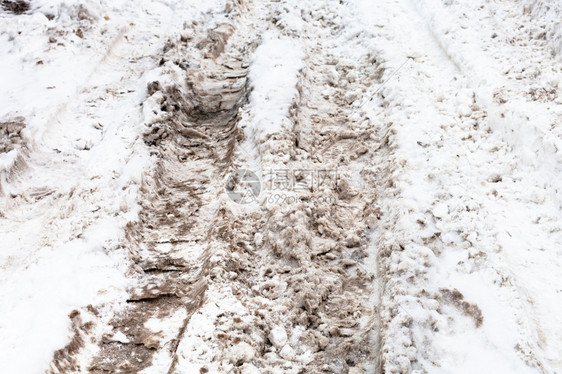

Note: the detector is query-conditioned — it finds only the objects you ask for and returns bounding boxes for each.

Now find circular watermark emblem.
[225,169,261,204]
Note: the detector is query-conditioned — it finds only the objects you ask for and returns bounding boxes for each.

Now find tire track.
[39,3,248,372]
[0,6,188,373]
[355,0,561,371]
[168,1,384,372]
[74,3,261,373]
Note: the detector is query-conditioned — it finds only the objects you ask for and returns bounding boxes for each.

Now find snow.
[1,0,561,372]
[140,308,188,374]
[0,0,222,372]
[111,330,130,344]
[227,341,256,364]
[268,325,289,349]
[246,31,304,137]
[356,0,562,371]
[0,217,131,373]
[279,344,296,361]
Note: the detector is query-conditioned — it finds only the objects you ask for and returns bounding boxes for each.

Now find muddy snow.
[0,0,561,373]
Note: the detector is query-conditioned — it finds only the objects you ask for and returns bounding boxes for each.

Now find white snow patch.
[246,31,304,137]
[268,325,288,349]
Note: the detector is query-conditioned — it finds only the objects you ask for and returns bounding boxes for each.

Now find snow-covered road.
[0,0,561,372]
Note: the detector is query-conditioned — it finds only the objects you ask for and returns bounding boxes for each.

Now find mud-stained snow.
[1,0,561,373]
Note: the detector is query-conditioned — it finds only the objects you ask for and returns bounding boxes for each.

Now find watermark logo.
[225,169,261,204]
[267,169,338,191]
[226,168,338,204]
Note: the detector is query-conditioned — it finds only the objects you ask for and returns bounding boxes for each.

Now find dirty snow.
[1,0,561,372]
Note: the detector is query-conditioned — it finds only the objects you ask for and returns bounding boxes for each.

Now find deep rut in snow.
[93,25,252,374]
[47,5,254,372]
[168,1,385,372]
